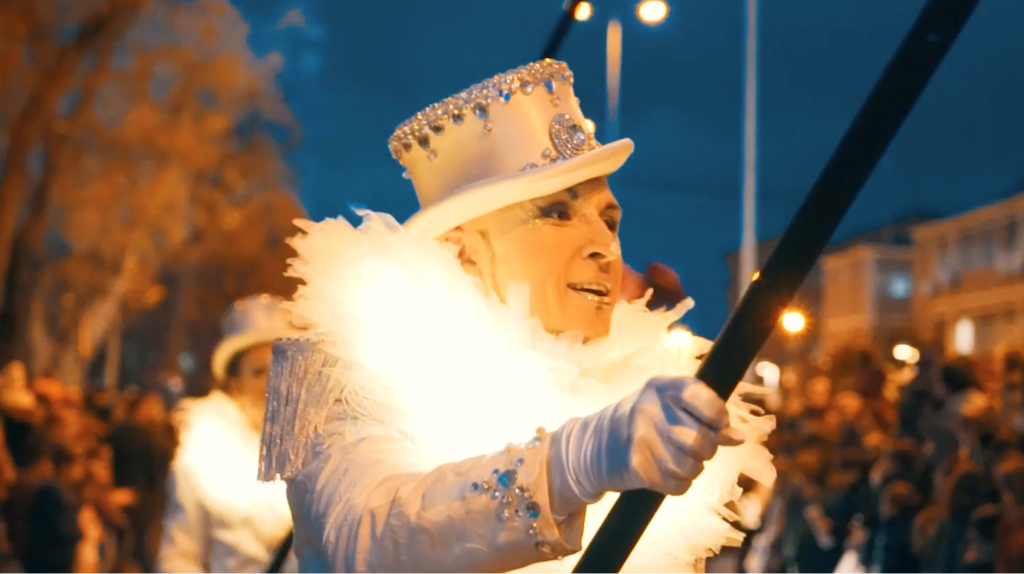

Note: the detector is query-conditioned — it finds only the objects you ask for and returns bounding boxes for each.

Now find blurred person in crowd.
[915,458,995,573]
[997,352,1024,436]
[992,452,1024,572]
[865,480,922,573]
[109,391,176,571]
[1,417,83,572]
[157,295,300,573]
[0,361,39,424]
[0,417,17,572]
[779,435,850,573]
[962,503,998,573]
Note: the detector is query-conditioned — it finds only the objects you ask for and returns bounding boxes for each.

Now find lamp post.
[603,1,668,143]
[738,0,759,301]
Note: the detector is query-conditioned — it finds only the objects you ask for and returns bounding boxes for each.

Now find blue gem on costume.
[497,469,518,489]
[543,78,556,94]
[526,501,541,520]
[470,482,480,492]
[515,457,525,468]
[490,489,502,500]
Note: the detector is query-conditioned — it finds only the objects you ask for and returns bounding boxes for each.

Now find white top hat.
[389,59,634,239]
[211,294,302,382]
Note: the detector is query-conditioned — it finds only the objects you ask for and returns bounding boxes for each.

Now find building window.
[887,271,912,299]
[954,316,975,355]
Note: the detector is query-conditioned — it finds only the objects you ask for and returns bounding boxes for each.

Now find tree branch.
[0,0,146,317]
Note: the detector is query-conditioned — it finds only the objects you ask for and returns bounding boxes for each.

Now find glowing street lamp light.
[636,0,669,26]
[892,343,920,365]
[780,310,806,334]
[574,1,593,22]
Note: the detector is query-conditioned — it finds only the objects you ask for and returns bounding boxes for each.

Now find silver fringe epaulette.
[258,336,341,482]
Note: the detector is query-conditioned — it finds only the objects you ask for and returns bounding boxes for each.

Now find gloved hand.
[548,376,744,517]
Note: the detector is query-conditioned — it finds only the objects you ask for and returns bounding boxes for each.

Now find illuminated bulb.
[636,0,669,25]
[892,343,916,363]
[574,1,593,21]
[954,317,975,355]
[751,270,760,281]
[780,310,806,334]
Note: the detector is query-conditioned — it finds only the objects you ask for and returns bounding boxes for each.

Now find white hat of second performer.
[389,59,634,240]
[211,294,302,383]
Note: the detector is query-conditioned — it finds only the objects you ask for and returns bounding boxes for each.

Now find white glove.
[549,376,744,517]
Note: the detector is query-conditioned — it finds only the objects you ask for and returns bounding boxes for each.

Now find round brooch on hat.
[549,113,591,159]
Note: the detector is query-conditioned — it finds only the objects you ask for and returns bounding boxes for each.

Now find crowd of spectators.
[4,342,1024,573]
[730,348,1024,573]
[0,361,176,573]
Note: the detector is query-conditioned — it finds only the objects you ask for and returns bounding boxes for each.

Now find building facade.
[726,217,926,366]
[818,243,916,355]
[911,192,1024,358]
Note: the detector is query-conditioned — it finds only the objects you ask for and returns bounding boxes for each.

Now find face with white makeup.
[441,177,623,341]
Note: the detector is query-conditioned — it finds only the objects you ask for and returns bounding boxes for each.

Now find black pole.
[266,531,293,573]
[572,0,979,571]
[541,0,584,60]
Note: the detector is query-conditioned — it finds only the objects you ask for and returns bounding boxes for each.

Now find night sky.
[239,0,1024,338]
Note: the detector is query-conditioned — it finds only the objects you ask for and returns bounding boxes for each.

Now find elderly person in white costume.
[158,295,300,573]
[259,60,775,573]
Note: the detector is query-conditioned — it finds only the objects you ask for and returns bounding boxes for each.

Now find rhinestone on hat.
[387,59,576,164]
[549,113,594,159]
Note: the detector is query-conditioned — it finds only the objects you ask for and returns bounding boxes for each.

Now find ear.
[439,227,484,283]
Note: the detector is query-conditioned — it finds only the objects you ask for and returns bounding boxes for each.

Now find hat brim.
[404,138,634,239]
[211,328,301,382]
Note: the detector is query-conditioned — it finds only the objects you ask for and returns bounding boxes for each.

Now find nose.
[582,222,620,272]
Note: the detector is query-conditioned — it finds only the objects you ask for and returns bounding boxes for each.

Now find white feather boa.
[285,211,776,572]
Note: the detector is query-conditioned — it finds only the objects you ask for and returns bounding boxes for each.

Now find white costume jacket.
[259,212,776,573]
[159,390,295,573]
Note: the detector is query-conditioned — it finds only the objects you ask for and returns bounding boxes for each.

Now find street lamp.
[892,343,920,365]
[780,310,806,334]
[605,2,667,142]
[574,1,593,21]
[636,0,669,25]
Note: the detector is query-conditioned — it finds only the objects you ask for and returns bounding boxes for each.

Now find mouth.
[568,282,613,305]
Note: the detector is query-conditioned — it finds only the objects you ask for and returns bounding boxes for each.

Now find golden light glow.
[780,310,806,334]
[751,270,760,281]
[584,118,596,134]
[755,360,780,389]
[665,325,694,350]
[574,1,594,21]
[892,343,920,364]
[636,0,669,25]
